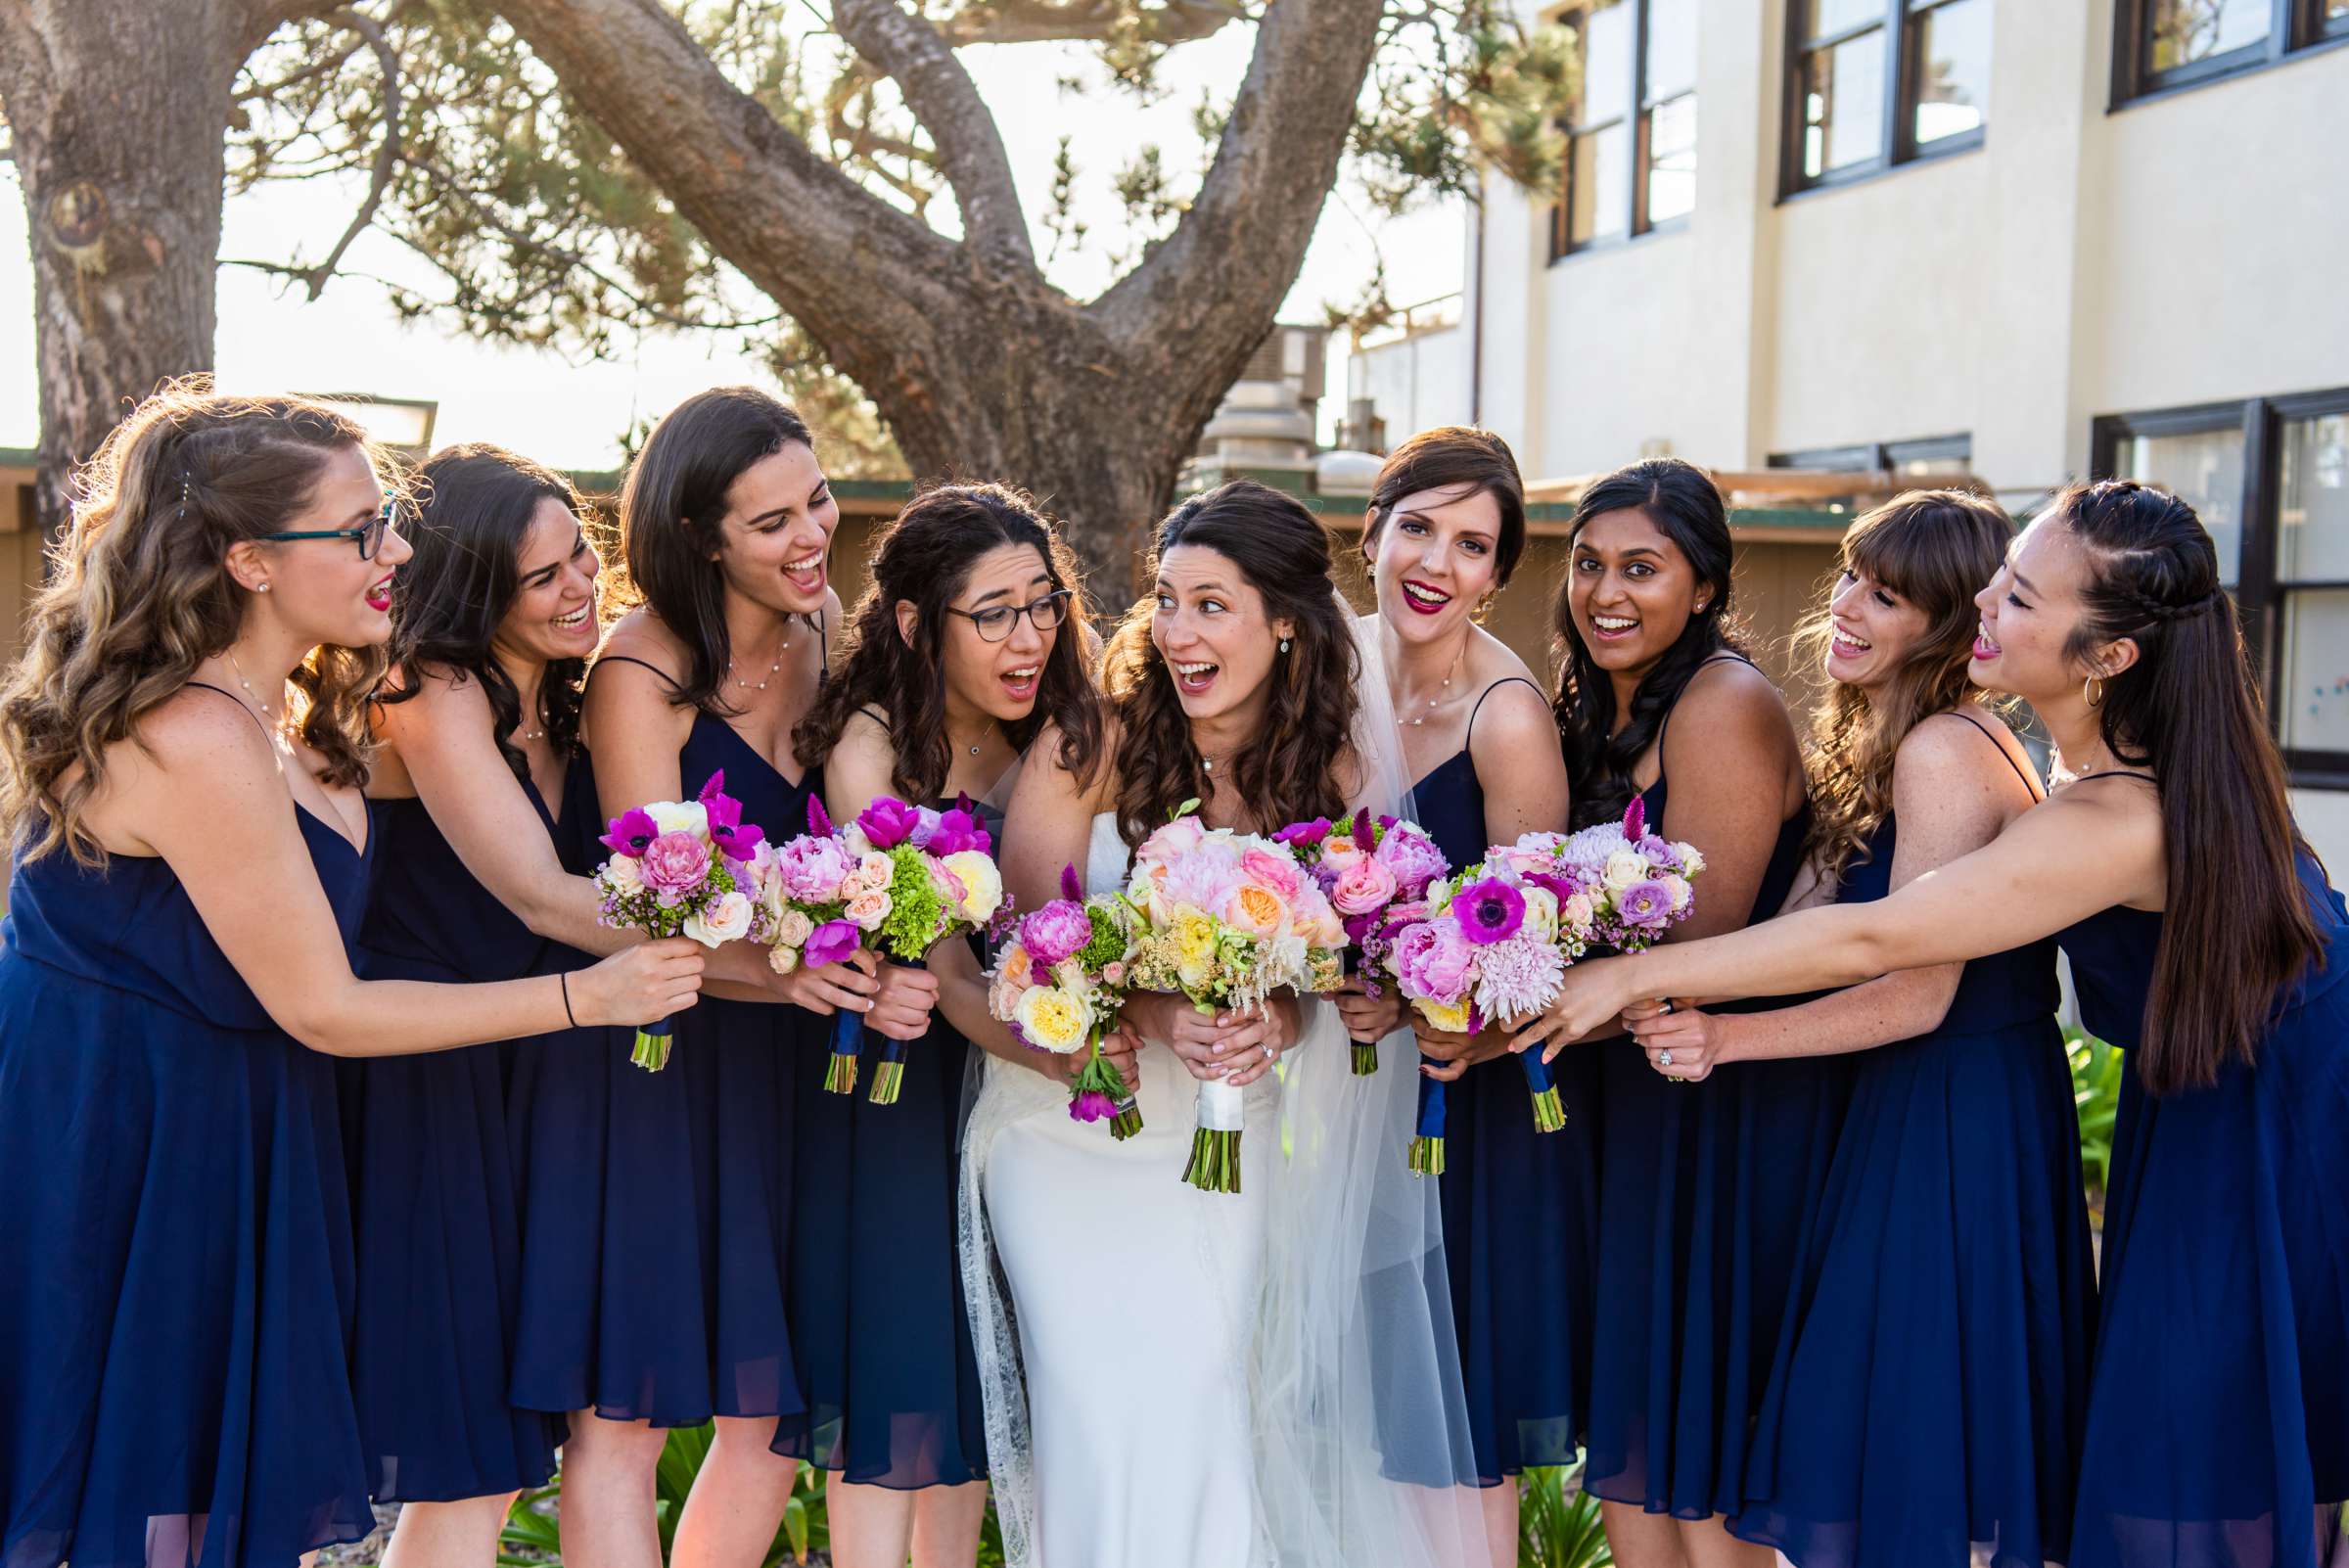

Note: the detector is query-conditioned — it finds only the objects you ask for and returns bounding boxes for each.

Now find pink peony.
[1394,919,1475,1005]
[1240,846,1304,901]
[1019,899,1096,968]
[1142,814,1207,860]
[773,835,852,902]
[1371,827,1447,898]
[639,830,714,902]
[1329,854,1400,917]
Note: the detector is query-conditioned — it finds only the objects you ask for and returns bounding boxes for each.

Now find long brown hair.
[1550,458,1743,826]
[1103,480,1358,848]
[2056,479,2325,1094]
[379,444,588,785]
[1798,490,2015,886]
[795,483,1104,798]
[1362,426,1529,590]
[0,382,392,865]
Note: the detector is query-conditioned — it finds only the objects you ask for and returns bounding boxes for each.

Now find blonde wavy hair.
[0,382,394,865]
[1797,488,2015,888]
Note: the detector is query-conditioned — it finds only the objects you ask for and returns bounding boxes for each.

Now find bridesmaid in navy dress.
[1358,430,1580,1568]
[1528,480,2348,1568]
[572,389,933,1568]
[1625,493,2096,1568]
[0,389,700,1568]
[786,484,1109,1568]
[1546,458,1828,1568]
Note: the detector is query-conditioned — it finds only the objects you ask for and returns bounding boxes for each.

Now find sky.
[0,23,1467,468]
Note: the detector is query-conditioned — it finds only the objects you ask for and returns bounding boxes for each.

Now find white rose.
[1677,842,1706,876]
[683,888,754,946]
[769,942,801,974]
[941,850,1003,923]
[648,799,710,839]
[1663,874,1693,912]
[777,908,814,946]
[1560,892,1596,935]
[1602,850,1650,892]
[602,853,644,893]
[841,823,875,857]
[1519,884,1559,945]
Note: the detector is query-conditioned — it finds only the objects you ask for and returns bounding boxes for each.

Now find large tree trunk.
[0,2,281,531]
[488,0,1385,604]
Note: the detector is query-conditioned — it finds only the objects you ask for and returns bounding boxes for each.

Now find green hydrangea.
[1077,902,1132,971]
[877,842,947,958]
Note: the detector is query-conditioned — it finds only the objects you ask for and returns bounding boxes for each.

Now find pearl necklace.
[1403,641,1467,728]
[224,650,293,736]
[728,630,791,692]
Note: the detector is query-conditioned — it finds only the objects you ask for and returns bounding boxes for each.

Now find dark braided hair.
[1550,458,1743,826]
[2055,478,2324,1094]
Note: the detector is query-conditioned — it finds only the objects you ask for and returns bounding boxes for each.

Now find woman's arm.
[1649,659,1805,941]
[129,698,702,1055]
[1516,775,2164,1058]
[382,670,628,954]
[1001,718,1111,913]
[1623,712,2037,1078]
[820,709,942,1041]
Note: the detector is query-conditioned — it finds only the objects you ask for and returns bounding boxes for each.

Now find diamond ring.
[1659,1049,1675,1068]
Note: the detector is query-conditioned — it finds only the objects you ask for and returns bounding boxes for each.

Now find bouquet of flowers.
[594,770,768,1071]
[988,864,1146,1140]
[1124,804,1346,1193]
[759,794,1006,1103]
[1385,798,1701,1172]
[1273,809,1450,1074]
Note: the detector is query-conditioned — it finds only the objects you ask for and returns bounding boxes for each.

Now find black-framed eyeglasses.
[946,588,1072,643]
[260,496,395,560]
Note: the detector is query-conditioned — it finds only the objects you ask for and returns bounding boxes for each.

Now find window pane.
[2279,413,2349,580]
[1802,29,1887,178]
[2112,427,2244,585]
[2279,589,2349,753]
[1807,0,1885,39]
[1913,0,1990,146]
[1644,93,1697,223]
[1568,123,1631,246]
[1645,0,1697,101]
[1570,0,1633,127]
[2145,0,2270,72]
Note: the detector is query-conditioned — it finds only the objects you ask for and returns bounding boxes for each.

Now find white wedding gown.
[964,811,1283,1567]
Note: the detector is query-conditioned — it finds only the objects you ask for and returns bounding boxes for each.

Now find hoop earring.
[2084,674,2104,709]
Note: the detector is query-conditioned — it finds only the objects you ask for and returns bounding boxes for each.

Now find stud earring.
[257,582,271,594]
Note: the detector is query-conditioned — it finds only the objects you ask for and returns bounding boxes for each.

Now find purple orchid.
[1454,876,1528,945]
[599,807,659,857]
[858,796,921,850]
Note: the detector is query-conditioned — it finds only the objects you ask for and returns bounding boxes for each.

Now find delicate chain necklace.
[727,624,793,693]
[1402,639,1467,728]
[949,719,1001,760]
[223,650,291,736]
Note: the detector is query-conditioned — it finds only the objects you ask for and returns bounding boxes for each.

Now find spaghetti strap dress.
[1408,676,1599,1482]
[1732,718,2096,1568]
[0,692,379,1567]
[1581,660,1849,1520]
[338,772,570,1501]
[2055,842,2348,1568]
[507,703,816,1428]
[772,798,995,1489]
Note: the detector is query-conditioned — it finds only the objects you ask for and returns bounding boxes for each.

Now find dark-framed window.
[1781,0,1991,199]
[2111,0,2349,107]
[1769,432,1974,477]
[1548,0,1697,260]
[2092,387,2349,785]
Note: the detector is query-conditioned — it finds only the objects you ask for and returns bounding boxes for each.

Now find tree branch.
[1094,0,1384,392]
[483,0,970,397]
[284,6,400,300]
[831,0,1036,274]
[933,0,1249,49]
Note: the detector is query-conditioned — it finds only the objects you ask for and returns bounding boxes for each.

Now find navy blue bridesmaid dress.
[2056,846,2348,1568]
[1732,771,2096,1568]
[1409,685,1599,1484]
[771,797,994,1489]
[338,776,569,1501]
[0,752,378,1565]
[1580,667,1849,1520]
[507,712,811,1429]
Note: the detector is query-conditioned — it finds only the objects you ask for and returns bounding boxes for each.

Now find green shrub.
[1518,1466,1613,1568]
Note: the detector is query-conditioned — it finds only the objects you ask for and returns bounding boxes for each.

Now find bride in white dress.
[958,481,1485,1568]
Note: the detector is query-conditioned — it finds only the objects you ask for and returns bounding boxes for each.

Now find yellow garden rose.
[1013,984,1092,1053]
